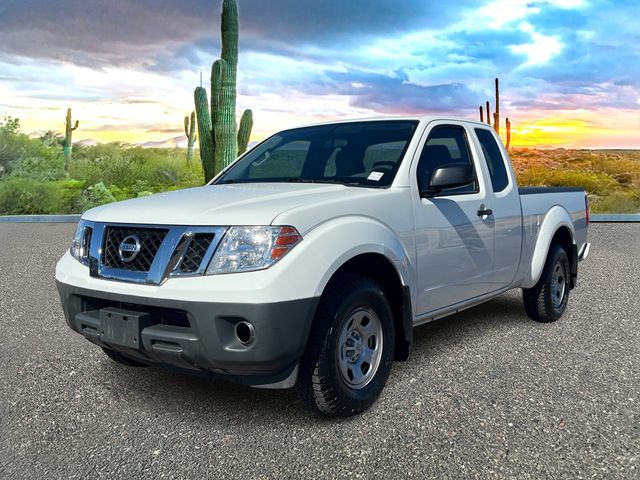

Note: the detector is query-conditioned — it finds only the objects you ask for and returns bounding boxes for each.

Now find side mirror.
[421,163,474,197]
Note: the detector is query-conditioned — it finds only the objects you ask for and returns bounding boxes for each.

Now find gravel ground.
[0,223,638,479]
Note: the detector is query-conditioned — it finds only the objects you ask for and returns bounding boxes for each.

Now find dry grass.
[510,148,640,213]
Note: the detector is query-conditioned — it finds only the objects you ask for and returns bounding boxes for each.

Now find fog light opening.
[235,321,255,345]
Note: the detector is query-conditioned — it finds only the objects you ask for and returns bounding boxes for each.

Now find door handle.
[477,208,493,217]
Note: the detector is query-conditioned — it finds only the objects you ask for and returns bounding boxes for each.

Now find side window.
[416,125,477,194]
[475,128,509,192]
[248,140,310,178]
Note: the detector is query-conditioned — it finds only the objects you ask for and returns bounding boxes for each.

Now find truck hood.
[83,183,378,227]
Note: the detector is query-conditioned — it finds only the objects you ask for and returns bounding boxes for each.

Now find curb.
[0,215,81,223]
[590,214,640,223]
[0,214,639,223]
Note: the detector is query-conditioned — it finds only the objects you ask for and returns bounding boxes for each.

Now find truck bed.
[518,186,588,287]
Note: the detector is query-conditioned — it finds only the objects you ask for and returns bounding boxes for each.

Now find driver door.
[412,123,495,317]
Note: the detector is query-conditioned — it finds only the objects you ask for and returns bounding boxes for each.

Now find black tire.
[523,244,570,323]
[297,273,395,417]
[101,347,148,367]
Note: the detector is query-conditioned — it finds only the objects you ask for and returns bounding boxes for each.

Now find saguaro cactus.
[493,78,500,135]
[194,0,253,182]
[237,109,253,155]
[479,77,511,145]
[184,111,197,164]
[63,108,79,163]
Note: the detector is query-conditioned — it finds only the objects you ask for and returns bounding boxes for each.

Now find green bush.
[57,179,85,213]
[0,177,63,214]
[76,182,117,212]
[0,118,207,214]
[9,153,66,181]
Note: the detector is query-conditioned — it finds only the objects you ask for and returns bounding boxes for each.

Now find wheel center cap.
[346,331,363,363]
[354,339,362,357]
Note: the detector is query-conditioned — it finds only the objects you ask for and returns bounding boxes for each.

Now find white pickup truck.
[56,117,590,416]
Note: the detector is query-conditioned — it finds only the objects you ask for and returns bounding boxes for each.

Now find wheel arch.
[550,225,577,289]
[321,253,412,361]
[524,206,576,288]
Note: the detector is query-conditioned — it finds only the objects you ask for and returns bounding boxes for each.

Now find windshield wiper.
[285,178,362,185]
[286,177,316,183]
[312,179,362,186]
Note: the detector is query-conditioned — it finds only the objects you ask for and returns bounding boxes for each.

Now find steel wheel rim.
[337,307,384,390]
[550,260,567,308]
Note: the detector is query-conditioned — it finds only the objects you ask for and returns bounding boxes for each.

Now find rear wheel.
[523,244,570,323]
[297,274,395,416]
[101,347,148,367]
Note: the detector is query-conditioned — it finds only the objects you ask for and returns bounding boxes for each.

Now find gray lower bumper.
[56,280,319,386]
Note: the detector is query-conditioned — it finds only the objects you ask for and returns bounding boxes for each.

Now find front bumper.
[57,280,319,387]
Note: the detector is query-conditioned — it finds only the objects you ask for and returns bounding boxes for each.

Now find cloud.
[510,24,564,66]
[0,0,478,69]
[1,0,639,147]
[310,70,481,115]
[0,0,214,68]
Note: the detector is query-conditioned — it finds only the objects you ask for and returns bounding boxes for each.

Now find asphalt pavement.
[0,223,638,479]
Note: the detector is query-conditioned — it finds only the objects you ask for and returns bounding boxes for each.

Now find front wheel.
[297,274,395,416]
[523,244,570,323]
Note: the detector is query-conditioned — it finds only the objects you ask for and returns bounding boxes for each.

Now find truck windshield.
[214,120,419,188]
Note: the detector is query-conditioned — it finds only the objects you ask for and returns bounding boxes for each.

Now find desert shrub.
[9,151,66,181]
[587,154,640,187]
[56,179,86,213]
[76,182,117,212]
[68,145,203,192]
[0,177,62,214]
[68,144,133,187]
[0,117,66,180]
[0,118,209,214]
[517,167,618,196]
[590,190,640,214]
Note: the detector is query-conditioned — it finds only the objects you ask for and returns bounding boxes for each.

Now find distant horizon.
[1,0,639,149]
[68,135,640,152]
[22,125,639,152]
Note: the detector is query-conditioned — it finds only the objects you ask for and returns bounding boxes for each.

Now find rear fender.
[522,205,575,288]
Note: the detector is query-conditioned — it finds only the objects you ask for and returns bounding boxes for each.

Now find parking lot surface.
[0,223,638,479]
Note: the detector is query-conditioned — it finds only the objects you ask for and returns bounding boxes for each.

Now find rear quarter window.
[475,128,509,192]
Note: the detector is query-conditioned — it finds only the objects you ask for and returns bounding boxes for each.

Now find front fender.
[522,205,575,288]
[299,215,414,297]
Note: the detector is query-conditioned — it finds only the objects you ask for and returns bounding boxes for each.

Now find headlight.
[70,220,92,264]
[206,226,302,275]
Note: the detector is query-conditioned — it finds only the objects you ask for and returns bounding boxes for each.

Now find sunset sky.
[0,0,638,148]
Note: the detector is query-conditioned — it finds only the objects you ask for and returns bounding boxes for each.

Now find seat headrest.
[335,148,364,176]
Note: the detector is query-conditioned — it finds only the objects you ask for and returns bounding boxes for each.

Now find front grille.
[178,233,215,273]
[102,227,169,272]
